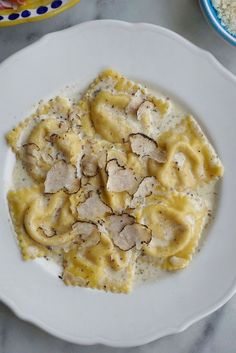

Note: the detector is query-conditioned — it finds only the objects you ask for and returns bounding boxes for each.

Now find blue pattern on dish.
[0,0,64,22]
[8,13,19,20]
[36,6,48,14]
[51,0,62,9]
[21,10,31,18]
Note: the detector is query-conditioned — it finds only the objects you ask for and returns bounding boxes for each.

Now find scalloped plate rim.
[0,20,236,347]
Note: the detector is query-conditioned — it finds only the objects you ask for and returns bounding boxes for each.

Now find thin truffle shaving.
[130,176,157,208]
[44,160,80,194]
[129,133,166,163]
[77,191,112,221]
[106,159,137,193]
[113,223,152,251]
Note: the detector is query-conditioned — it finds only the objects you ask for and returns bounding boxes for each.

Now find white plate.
[1,20,236,347]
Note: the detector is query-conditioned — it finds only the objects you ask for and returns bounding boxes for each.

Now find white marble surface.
[0,0,236,352]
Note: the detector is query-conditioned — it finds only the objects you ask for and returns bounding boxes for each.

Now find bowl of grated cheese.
[200,0,236,46]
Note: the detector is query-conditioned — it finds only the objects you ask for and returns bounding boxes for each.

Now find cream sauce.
[11,83,220,286]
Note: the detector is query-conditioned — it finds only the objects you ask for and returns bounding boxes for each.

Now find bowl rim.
[0,0,81,27]
[200,0,236,46]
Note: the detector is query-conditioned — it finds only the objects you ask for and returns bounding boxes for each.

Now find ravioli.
[63,234,135,293]
[8,185,49,260]
[6,96,72,153]
[24,191,76,247]
[148,116,224,190]
[135,190,207,269]
[8,186,76,259]
[73,69,170,142]
[90,91,132,143]
[6,70,224,293]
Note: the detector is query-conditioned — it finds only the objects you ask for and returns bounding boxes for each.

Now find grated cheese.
[212,0,236,35]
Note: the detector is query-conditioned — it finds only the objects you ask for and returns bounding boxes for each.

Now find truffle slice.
[125,91,144,115]
[106,159,137,193]
[21,142,41,161]
[130,176,157,208]
[20,143,40,172]
[39,224,56,238]
[113,223,152,251]
[136,101,154,120]
[129,133,166,163]
[72,221,100,246]
[46,121,69,143]
[77,191,112,221]
[44,160,80,194]
[97,150,107,169]
[107,213,135,237]
[21,142,53,165]
[81,153,98,177]
[21,143,53,178]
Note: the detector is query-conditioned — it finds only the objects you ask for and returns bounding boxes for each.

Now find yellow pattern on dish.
[0,0,81,27]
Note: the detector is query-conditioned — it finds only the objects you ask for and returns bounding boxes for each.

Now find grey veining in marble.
[0,1,236,352]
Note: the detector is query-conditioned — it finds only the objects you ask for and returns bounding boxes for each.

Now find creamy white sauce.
[10,81,220,286]
[135,258,166,286]
[12,159,34,189]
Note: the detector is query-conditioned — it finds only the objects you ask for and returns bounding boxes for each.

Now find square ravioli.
[6,96,72,153]
[72,69,170,141]
[6,96,83,183]
[63,234,136,293]
[7,186,49,260]
[134,189,207,270]
[148,116,224,191]
[8,187,76,260]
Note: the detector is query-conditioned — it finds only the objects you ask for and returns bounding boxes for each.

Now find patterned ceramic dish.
[1,21,236,347]
[200,0,236,46]
[0,0,80,26]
